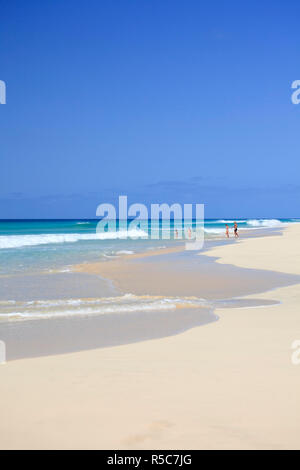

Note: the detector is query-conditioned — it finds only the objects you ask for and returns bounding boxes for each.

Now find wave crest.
[0,294,208,321]
[0,229,148,249]
[246,219,285,227]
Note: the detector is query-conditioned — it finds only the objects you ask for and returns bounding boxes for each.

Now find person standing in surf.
[234,221,239,238]
[225,224,230,238]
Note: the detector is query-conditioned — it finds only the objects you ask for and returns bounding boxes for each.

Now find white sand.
[0,225,300,449]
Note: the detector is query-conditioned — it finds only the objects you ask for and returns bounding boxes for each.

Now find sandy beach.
[1,224,300,450]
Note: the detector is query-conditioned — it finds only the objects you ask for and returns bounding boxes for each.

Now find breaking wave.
[0,294,208,321]
[0,229,148,249]
[246,219,285,228]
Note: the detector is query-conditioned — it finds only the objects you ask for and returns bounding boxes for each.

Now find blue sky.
[1,0,300,218]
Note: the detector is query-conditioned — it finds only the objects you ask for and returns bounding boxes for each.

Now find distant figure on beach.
[225,224,229,238]
[175,229,178,239]
[234,221,239,238]
[188,227,192,239]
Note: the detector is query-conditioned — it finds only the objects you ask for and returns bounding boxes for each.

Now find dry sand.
[0,224,300,449]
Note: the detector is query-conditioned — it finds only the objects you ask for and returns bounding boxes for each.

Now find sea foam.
[246,219,285,227]
[0,295,208,321]
[0,229,148,249]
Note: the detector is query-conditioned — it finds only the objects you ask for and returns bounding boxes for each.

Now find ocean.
[1,217,299,360]
[0,218,297,324]
[0,218,296,276]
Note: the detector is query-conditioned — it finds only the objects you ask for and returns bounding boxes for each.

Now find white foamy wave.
[0,303,176,320]
[147,245,167,251]
[0,294,208,321]
[246,219,285,228]
[204,228,225,234]
[215,219,246,224]
[204,219,286,234]
[48,267,72,273]
[0,229,148,249]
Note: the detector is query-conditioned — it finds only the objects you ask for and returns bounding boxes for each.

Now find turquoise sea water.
[0,218,299,357]
[0,218,298,275]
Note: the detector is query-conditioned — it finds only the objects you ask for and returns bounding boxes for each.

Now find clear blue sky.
[1,0,300,218]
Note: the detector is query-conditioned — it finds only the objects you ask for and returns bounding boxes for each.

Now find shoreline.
[72,228,299,301]
[1,227,298,360]
[0,224,300,449]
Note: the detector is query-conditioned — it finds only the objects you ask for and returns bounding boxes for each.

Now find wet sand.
[0,297,280,361]
[73,243,299,300]
[0,306,216,361]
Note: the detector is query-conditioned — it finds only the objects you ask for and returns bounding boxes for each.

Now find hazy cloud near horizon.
[1,179,299,219]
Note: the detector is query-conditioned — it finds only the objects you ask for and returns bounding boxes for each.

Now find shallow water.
[0,297,280,361]
[0,218,295,275]
[0,219,299,361]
